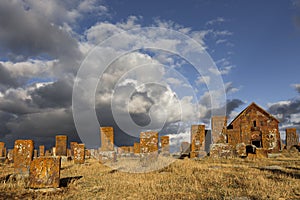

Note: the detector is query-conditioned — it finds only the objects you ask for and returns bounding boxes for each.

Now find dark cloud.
[0,0,81,61]
[30,80,73,108]
[268,98,300,124]
[0,64,19,88]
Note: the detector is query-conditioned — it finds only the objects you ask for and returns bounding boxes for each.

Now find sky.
[0,0,299,149]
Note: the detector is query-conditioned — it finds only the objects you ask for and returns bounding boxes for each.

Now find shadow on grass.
[258,166,300,179]
[60,176,83,187]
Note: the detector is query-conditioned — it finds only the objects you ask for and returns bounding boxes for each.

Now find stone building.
[227,102,281,153]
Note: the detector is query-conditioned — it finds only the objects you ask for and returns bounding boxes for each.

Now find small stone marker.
[39,145,45,157]
[14,140,34,176]
[0,142,5,157]
[133,142,140,154]
[74,143,85,164]
[29,156,61,188]
[33,149,38,159]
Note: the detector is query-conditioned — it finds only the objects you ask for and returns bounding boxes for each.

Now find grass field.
[0,151,300,200]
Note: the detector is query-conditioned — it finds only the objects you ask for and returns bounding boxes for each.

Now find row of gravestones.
[7,139,86,189]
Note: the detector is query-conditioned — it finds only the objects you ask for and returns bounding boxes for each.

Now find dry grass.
[1,152,300,200]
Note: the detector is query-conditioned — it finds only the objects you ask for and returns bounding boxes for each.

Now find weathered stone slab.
[236,143,247,157]
[286,128,299,149]
[210,143,233,158]
[160,136,170,156]
[14,140,34,176]
[0,142,5,157]
[29,157,61,188]
[52,147,56,156]
[191,125,205,158]
[140,132,158,153]
[100,127,114,151]
[74,143,85,164]
[211,116,227,143]
[55,135,67,156]
[39,145,45,157]
[33,149,38,159]
[70,142,78,157]
[7,149,14,163]
[133,142,140,154]
[45,150,51,156]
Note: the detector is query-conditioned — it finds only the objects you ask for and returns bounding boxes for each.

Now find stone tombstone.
[29,157,61,188]
[211,116,227,144]
[55,135,67,156]
[286,128,299,149]
[39,145,45,157]
[33,149,38,159]
[70,142,78,157]
[74,143,85,164]
[52,147,56,156]
[100,127,114,151]
[14,140,34,176]
[133,142,140,154]
[0,142,5,157]
[160,136,170,156]
[45,150,51,157]
[191,125,206,158]
[7,149,14,163]
[140,132,159,154]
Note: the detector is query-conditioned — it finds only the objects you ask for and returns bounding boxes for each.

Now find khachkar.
[55,135,68,156]
[190,125,206,158]
[0,141,6,158]
[286,128,299,149]
[140,132,159,165]
[100,127,114,151]
[39,145,45,157]
[74,143,85,164]
[160,136,170,156]
[14,140,34,176]
[211,116,227,144]
[29,157,61,188]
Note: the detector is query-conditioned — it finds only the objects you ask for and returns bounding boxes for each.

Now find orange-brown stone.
[39,145,45,157]
[140,132,158,153]
[14,140,34,176]
[29,157,61,188]
[100,127,114,151]
[74,143,85,164]
[55,135,67,156]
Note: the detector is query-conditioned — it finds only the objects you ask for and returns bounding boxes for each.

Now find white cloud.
[206,17,225,26]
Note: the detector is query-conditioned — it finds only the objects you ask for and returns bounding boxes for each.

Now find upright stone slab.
[160,136,170,156]
[7,149,14,163]
[52,147,56,156]
[74,143,85,164]
[100,127,114,151]
[33,149,38,159]
[211,116,227,143]
[29,157,61,188]
[55,135,67,156]
[286,128,299,149]
[39,145,45,157]
[191,125,206,158]
[45,150,51,156]
[140,132,159,153]
[0,142,5,157]
[14,140,34,176]
[133,142,140,154]
[70,142,78,157]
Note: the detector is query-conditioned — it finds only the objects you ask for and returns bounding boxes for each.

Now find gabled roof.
[228,102,279,127]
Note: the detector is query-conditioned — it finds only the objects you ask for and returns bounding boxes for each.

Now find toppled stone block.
[210,143,233,158]
[14,140,34,176]
[29,157,61,188]
[236,143,247,157]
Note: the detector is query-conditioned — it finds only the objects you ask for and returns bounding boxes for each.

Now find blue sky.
[0,0,299,148]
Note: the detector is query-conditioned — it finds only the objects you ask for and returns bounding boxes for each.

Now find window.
[253,120,256,127]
